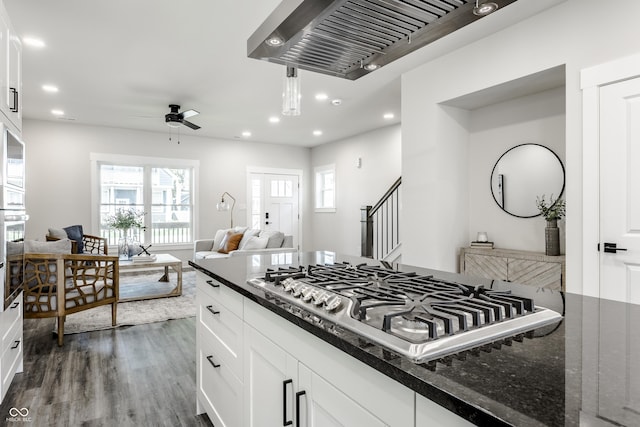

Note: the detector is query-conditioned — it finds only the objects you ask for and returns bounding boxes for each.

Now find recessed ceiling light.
[241,131,252,137]
[315,93,328,101]
[313,130,323,136]
[23,37,45,48]
[331,99,342,106]
[364,63,379,71]
[383,113,395,120]
[473,1,499,16]
[265,36,283,47]
[42,84,59,93]
[269,116,280,124]
[51,109,64,116]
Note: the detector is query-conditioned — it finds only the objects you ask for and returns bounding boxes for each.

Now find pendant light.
[282,66,301,116]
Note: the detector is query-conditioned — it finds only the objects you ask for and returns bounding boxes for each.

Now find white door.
[599,77,640,305]
[597,76,640,426]
[249,172,300,249]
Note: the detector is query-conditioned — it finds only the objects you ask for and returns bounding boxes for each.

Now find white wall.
[468,87,566,253]
[23,119,311,262]
[401,0,640,293]
[310,124,401,256]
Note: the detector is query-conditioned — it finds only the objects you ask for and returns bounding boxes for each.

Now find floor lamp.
[216,192,236,228]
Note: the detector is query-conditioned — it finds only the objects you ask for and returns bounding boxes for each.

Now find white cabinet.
[244,324,298,427]
[196,274,244,427]
[297,363,388,427]
[0,1,22,132]
[0,292,23,403]
[196,270,470,427]
[416,394,474,427]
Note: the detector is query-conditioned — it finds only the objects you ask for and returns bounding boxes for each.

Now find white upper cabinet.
[0,1,21,132]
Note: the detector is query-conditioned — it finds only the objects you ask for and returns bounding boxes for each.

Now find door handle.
[282,379,293,426]
[10,87,18,112]
[295,390,306,427]
[603,243,628,253]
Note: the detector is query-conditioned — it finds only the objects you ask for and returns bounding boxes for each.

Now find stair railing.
[361,177,401,259]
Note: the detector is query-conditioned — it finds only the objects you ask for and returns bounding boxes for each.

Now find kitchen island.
[190,251,639,426]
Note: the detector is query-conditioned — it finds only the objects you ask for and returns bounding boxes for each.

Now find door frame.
[246,166,303,251]
[581,52,640,298]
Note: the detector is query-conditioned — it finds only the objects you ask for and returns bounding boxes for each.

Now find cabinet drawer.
[196,273,243,318]
[198,337,242,427]
[1,318,22,398]
[1,293,22,351]
[463,254,507,281]
[508,259,562,290]
[197,288,243,377]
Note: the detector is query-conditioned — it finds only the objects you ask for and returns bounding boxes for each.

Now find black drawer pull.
[10,302,19,309]
[206,305,220,315]
[11,340,20,350]
[296,390,306,427]
[206,355,220,368]
[283,379,293,426]
[206,279,220,288]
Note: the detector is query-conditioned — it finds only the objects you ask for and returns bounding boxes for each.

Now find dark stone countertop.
[189,251,640,427]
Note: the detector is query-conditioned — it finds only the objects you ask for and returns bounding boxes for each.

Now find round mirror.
[490,143,565,218]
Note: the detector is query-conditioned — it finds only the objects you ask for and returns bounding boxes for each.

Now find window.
[92,154,198,247]
[314,164,335,212]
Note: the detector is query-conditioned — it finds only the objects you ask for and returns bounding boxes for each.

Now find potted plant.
[535,194,566,226]
[536,195,565,256]
[105,208,146,259]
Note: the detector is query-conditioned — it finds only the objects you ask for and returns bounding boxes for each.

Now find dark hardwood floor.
[0,317,213,427]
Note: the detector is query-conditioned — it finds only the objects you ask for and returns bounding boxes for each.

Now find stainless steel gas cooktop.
[248,262,563,365]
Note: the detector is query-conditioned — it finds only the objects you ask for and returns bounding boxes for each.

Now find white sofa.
[194,227,294,260]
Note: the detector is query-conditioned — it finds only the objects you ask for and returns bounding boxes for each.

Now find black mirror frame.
[489,143,565,219]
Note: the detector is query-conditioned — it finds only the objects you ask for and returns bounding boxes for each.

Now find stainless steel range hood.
[248,0,518,80]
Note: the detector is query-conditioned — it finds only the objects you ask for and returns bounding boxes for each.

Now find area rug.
[62,270,196,335]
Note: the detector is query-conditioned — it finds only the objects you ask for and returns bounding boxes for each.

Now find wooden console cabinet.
[459,247,565,291]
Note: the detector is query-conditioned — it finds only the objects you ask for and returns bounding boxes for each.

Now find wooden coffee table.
[118,253,183,302]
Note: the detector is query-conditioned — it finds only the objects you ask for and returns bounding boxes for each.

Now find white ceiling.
[4,0,563,148]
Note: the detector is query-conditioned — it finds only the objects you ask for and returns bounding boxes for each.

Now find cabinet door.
[244,324,298,427]
[0,10,9,120]
[416,394,474,427]
[463,253,508,281]
[297,363,387,427]
[507,259,561,290]
[7,26,21,128]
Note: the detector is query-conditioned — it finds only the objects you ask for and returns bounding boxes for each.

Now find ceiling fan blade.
[181,109,199,119]
[182,119,201,130]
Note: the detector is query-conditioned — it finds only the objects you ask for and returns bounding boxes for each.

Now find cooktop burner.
[249,262,563,365]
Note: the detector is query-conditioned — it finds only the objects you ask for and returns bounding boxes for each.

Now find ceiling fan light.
[473,1,499,16]
[166,121,181,128]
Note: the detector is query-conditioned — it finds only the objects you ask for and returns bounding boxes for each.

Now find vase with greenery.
[105,208,146,259]
[536,195,565,256]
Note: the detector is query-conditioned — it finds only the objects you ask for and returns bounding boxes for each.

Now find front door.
[248,172,300,249]
[599,76,640,305]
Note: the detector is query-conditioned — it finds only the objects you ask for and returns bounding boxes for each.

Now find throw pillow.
[238,228,260,249]
[48,228,67,239]
[259,230,285,248]
[24,239,72,254]
[241,236,269,250]
[217,231,244,254]
[63,224,84,253]
[212,229,230,251]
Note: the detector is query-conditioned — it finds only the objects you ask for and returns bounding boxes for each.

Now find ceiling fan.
[165,104,200,130]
